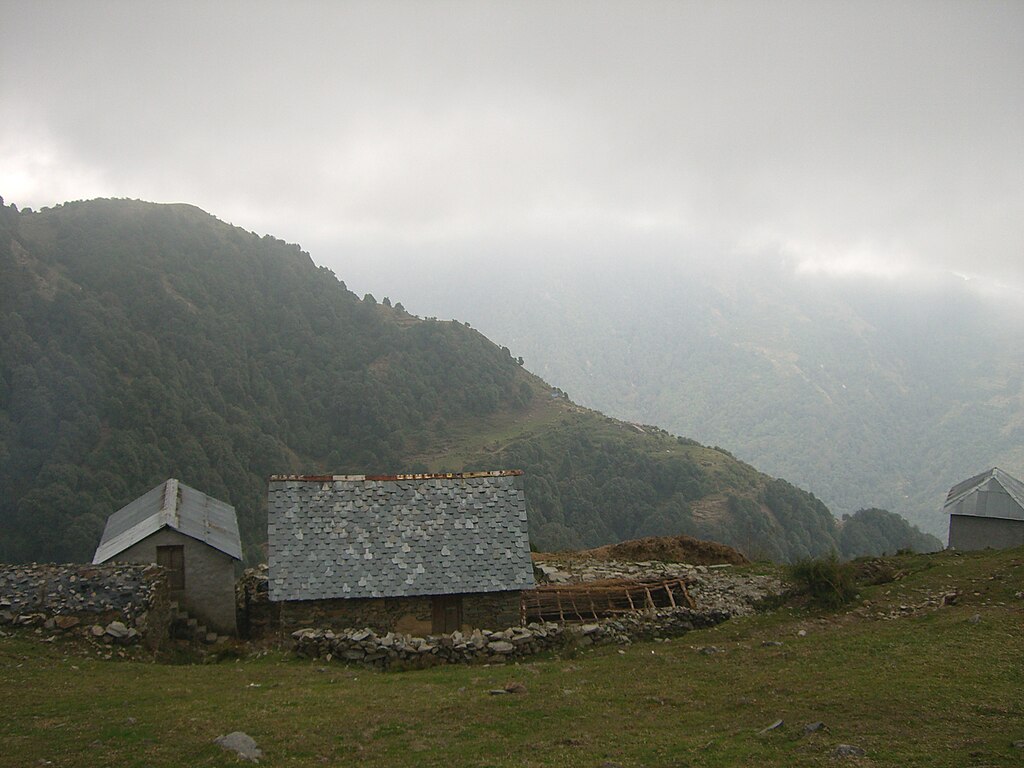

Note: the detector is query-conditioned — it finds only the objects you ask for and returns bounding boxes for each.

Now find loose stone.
[832,744,866,758]
[214,731,263,762]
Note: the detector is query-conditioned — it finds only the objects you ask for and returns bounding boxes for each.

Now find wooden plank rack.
[522,577,696,623]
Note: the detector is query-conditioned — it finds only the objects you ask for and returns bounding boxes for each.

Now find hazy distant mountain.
[348,252,1024,538]
[0,198,940,563]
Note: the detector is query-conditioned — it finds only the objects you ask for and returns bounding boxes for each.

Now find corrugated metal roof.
[944,467,1024,521]
[267,472,534,602]
[93,479,242,563]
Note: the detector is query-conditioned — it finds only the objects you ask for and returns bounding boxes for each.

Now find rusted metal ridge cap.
[269,470,524,482]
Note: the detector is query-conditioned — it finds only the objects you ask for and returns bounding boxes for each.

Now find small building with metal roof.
[946,467,1024,551]
[93,478,242,635]
[267,471,534,635]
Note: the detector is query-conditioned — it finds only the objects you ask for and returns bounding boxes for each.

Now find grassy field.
[2,547,1022,767]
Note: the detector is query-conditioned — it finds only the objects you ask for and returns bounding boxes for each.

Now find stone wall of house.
[948,515,1024,551]
[274,589,524,636]
[114,528,238,635]
[463,590,523,629]
[0,563,171,649]
[278,594,431,634]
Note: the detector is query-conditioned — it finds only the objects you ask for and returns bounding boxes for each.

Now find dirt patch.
[536,534,749,566]
[688,496,731,524]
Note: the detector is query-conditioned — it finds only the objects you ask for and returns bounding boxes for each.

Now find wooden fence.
[522,577,695,623]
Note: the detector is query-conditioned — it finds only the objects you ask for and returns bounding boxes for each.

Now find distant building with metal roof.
[946,467,1024,551]
[267,471,534,635]
[93,479,241,635]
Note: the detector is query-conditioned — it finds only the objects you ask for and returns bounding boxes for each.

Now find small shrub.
[853,558,900,585]
[788,553,857,608]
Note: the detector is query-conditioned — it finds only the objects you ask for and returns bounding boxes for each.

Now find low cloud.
[2,1,1021,292]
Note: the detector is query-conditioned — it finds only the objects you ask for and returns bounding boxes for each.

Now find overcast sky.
[2,1,1022,294]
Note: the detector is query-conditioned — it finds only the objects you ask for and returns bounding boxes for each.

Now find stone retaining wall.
[237,565,277,639]
[292,606,733,668]
[0,563,171,649]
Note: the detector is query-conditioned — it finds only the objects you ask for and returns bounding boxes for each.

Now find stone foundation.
[275,589,523,636]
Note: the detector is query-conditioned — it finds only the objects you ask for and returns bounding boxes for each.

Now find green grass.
[417,391,570,471]
[414,388,746,478]
[2,547,1023,767]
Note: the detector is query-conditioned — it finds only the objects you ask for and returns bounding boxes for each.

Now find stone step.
[166,603,215,644]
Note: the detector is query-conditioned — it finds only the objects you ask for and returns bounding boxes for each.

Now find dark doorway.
[431,595,463,634]
[157,545,185,590]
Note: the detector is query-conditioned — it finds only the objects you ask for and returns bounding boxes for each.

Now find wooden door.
[431,595,463,634]
[157,545,185,590]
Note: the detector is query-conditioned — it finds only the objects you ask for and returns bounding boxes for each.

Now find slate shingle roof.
[945,467,1024,522]
[93,478,242,564]
[267,472,534,601]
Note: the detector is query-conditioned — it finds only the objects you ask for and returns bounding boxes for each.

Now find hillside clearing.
[1,547,1022,767]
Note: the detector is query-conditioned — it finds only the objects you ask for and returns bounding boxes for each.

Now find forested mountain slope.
[0,198,938,563]
[355,253,1024,537]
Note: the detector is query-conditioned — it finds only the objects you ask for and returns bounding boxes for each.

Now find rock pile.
[0,563,167,645]
[576,535,749,566]
[535,558,786,617]
[237,564,277,639]
[534,558,693,584]
[688,569,786,617]
[89,619,143,645]
[292,606,732,668]
[849,586,968,622]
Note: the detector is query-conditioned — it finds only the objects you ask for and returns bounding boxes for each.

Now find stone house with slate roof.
[267,471,535,634]
[946,467,1024,551]
[93,478,242,635]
